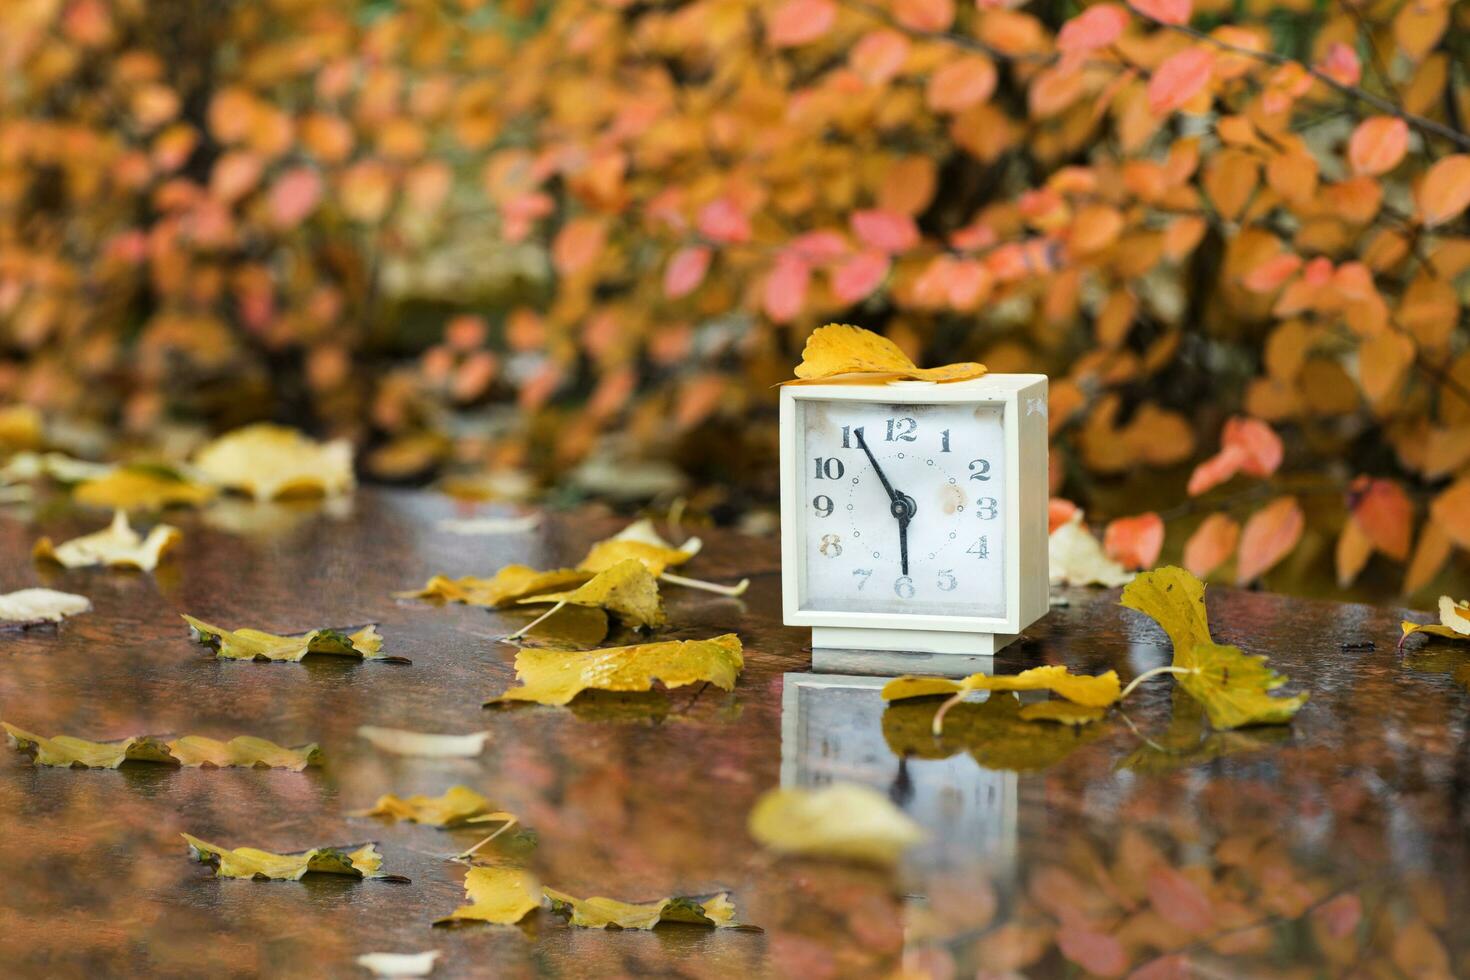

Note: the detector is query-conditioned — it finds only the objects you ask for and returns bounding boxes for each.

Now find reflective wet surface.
[1,490,1467,977]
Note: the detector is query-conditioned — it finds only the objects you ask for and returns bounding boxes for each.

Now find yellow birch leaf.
[544,888,746,929]
[33,510,182,571]
[515,559,665,630]
[488,634,742,706]
[353,786,511,828]
[183,834,404,881]
[1176,642,1309,729]
[578,523,700,575]
[1399,595,1470,644]
[788,323,987,384]
[884,665,1120,708]
[396,566,591,608]
[748,783,925,866]
[192,423,355,500]
[182,615,407,663]
[4,723,321,769]
[0,588,90,624]
[434,867,542,926]
[1121,567,1306,728]
[71,466,216,510]
[1017,701,1108,725]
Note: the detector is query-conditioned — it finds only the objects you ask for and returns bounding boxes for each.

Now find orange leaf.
[1349,476,1412,560]
[1236,496,1304,583]
[1187,417,1281,495]
[1242,252,1302,293]
[850,210,919,253]
[1429,478,1470,550]
[1056,922,1129,977]
[1148,48,1215,116]
[1070,205,1124,255]
[1417,155,1470,228]
[1358,330,1415,403]
[1057,4,1129,52]
[268,167,323,230]
[850,30,909,86]
[1103,513,1164,570]
[1315,42,1361,87]
[1183,514,1239,578]
[1049,498,1080,534]
[552,218,607,276]
[1128,0,1190,25]
[1348,117,1409,177]
[891,0,954,32]
[1336,518,1374,588]
[925,56,997,113]
[763,255,811,324]
[1404,519,1451,595]
[663,246,711,299]
[766,0,837,47]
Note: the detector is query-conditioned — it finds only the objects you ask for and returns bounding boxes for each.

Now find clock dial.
[797,399,1006,618]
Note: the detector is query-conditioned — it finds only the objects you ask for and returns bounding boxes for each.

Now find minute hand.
[853,427,899,503]
[855,428,916,576]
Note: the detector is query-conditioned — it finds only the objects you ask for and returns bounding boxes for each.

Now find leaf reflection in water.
[881,693,1106,772]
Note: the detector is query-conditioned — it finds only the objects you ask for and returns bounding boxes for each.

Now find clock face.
[796,398,1006,619]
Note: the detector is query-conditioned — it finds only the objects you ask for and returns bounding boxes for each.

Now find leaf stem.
[1119,664,1196,701]
[452,814,519,863]
[932,689,968,736]
[659,571,750,596]
[508,600,566,640]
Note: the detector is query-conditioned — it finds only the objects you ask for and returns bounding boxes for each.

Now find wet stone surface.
[0,489,1467,978]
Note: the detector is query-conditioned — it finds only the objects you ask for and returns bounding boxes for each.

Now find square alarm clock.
[780,374,1049,673]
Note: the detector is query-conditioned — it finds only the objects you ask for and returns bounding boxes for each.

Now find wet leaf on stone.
[514,558,665,631]
[434,867,542,926]
[747,782,925,866]
[354,786,513,829]
[577,519,702,575]
[34,510,182,571]
[4,723,321,769]
[545,887,752,930]
[1399,595,1470,646]
[487,634,742,706]
[883,665,1121,708]
[396,566,591,608]
[183,614,408,663]
[182,834,407,881]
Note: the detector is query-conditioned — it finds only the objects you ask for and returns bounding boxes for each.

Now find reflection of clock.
[780,375,1048,668]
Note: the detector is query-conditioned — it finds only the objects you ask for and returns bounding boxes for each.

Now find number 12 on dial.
[779,374,1049,661]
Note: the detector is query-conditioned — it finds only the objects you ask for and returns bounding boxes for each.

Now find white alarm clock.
[780,374,1049,673]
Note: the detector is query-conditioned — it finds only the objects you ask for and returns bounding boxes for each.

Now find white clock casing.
[780,374,1048,668]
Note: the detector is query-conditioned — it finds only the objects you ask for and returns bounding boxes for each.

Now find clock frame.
[780,374,1049,669]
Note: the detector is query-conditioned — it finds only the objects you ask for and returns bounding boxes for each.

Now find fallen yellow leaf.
[511,558,665,637]
[487,634,743,706]
[182,834,406,881]
[183,614,407,663]
[0,588,90,624]
[544,887,747,929]
[396,566,591,608]
[34,510,182,571]
[4,723,322,770]
[193,423,354,500]
[434,867,542,926]
[71,466,215,510]
[883,694,1105,771]
[967,665,1121,707]
[1400,595,1470,646]
[747,782,925,866]
[788,323,986,384]
[1121,567,1306,729]
[354,786,512,829]
[578,519,702,575]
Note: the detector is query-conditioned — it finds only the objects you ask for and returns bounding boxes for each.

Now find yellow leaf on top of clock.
[788,323,987,384]
[544,887,746,930]
[183,834,402,881]
[33,510,182,571]
[578,519,703,575]
[354,785,512,828]
[182,614,408,663]
[71,466,216,510]
[434,867,543,926]
[397,566,591,608]
[192,423,354,500]
[488,634,743,706]
[515,558,665,630]
[1400,595,1470,644]
[748,782,925,866]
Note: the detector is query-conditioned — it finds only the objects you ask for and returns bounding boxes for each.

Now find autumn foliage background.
[2,0,1470,603]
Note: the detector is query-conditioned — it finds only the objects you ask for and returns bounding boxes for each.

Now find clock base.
[809,626,1018,678]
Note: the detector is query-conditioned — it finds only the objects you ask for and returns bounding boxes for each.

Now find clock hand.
[854,428,916,576]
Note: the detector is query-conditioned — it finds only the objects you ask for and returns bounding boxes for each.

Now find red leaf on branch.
[831,250,890,303]
[1349,476,1412,560]
[1236,496,1304,583]
[1242,252,1303,293]
[1147,866,1214,934]
[697,198,752,244]
[1315,42,1361,86]
[1104,512,1164,569]
[766,0,837,48]
[1148,47,1214,115]
[1348,117,1409,177]
[850,209,920,253]
[1188,417,1282,495]
[763,255,811,323]
[268,167,323,230]
[1056,922,1129,977]
[925,55,998,112]
[1049,498,1080,533]
[892,0,954,32]
[1057,4,1129,53]
[551,217,606,276]
[663,245,712,299]
[850,30,910,87]
[1183,514,1239,578]
[1128,0,1191,26]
